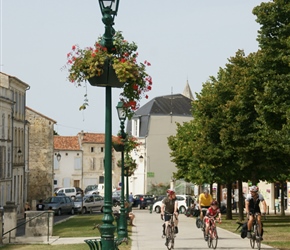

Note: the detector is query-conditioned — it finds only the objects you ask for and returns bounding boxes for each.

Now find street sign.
[147,172,154,178]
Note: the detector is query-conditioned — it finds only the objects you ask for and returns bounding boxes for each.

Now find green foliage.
[168,1,290,187]
[65,31,152,118]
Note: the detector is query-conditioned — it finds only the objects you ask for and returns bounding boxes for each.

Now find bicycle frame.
[164,213,176,250]
[207,218,218,249]
[249,213,262,250]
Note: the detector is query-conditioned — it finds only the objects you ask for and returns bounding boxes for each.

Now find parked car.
[133,194,155,209]
[54,187,77,199]
[74,194,104,214]
[85,184,104,195]
[75,187,83,195]
[43,196,75,216]
[152,195,193,214]
[152,195,166,204]
[112,190,121,206]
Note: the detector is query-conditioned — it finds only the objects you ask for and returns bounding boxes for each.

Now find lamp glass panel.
[116,102,126,120]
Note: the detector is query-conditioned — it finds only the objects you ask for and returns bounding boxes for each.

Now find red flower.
[72,45,76,50]
[121,58,127,63]
[145,95,148,99]
[133,84,138,90]
[147,86,152,90]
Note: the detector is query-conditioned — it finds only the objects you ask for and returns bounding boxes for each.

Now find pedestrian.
[129,192,134,204]
[36,199,45,211]
[24,202,31,218]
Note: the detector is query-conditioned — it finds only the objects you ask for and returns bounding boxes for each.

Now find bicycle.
[196,208,207,230]
[162,213,177,250]
[206,217,219,249]
[249,213,263,250]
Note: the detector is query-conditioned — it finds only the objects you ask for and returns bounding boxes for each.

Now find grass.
[0,214,131,250]
[217,213,290,250]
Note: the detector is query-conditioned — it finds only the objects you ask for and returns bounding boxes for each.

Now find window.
[54,157,59,170]
[54,180,57,185]
[74,157,81,170]
[91,147,94,153]
[99,176,104,184]
[99,158,104,170]
[2,114,5,139]
[91,157,96,170]
[131,119,140,137]
[100,147,104,153]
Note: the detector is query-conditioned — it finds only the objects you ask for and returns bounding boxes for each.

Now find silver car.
[74,194,104,214]
[43,196,75,216]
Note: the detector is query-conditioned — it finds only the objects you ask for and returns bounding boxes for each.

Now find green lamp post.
[98,0,120,249]
[116,101,128,239]
[99,0,120,51]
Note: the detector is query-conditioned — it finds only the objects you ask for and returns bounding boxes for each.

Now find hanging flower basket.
[124,168,134,177]
[112,142,124,152]
[87,59,124,88]
[65,31,153,119]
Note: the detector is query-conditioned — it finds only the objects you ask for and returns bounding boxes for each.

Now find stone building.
[0,72,30,215]
[54,132,121,191]
[26,107,56,203]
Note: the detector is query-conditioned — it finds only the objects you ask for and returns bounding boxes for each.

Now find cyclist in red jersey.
[204,201,221,241]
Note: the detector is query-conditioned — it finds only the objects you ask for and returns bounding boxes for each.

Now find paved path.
[131,209,277,250]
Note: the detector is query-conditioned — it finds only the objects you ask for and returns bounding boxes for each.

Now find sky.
[0,0,269,136]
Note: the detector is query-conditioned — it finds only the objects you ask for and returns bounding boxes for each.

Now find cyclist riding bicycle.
[204,200,221,241]
[161,189,179,236]
[199,188,213,219]
[245,185,267,240]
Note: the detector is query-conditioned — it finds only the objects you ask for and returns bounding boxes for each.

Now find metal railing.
[2,211,52,243]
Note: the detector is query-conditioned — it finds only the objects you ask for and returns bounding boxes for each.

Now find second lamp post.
[116,101,128,239]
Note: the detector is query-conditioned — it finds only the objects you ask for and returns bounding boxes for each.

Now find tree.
[253,1,290,216]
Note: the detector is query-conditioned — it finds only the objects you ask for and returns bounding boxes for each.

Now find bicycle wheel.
[196,217,203,229]
[211,228,218,249]
[250,229,255,249]
[165,226,174,250]
[207,234,212,248]
[256,224,261,250]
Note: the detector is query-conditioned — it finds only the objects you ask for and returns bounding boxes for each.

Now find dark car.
[112,190,121,206]
[43,196,75,216]
[133,194,155,209]
[75,187,83,195]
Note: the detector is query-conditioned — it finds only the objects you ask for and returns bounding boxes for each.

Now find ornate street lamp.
[56,152,61,162]
[97,0,120,249]
[99,0,120,51]
[116,101,127,239]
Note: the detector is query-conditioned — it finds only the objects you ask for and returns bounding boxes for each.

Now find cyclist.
[245,185,267,240]
[204,200,221,241]
[199,188,213,218]
[161,189,179,237]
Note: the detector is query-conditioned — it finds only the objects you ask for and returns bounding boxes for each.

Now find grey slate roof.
[126,94,193,137]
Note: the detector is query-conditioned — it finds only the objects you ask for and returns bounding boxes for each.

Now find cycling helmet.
[167,189,175,195]
[249,185,259,192]
[211,200,218,206]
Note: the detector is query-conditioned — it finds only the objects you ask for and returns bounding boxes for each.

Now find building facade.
[0,72,29,215]
[127,92,194,195]
[26,107,56,204]
[54,132,121,191]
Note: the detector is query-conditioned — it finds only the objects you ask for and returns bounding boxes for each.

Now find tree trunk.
[238,180,244,221]
[226,183,233,220]
[280,182,285,216]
